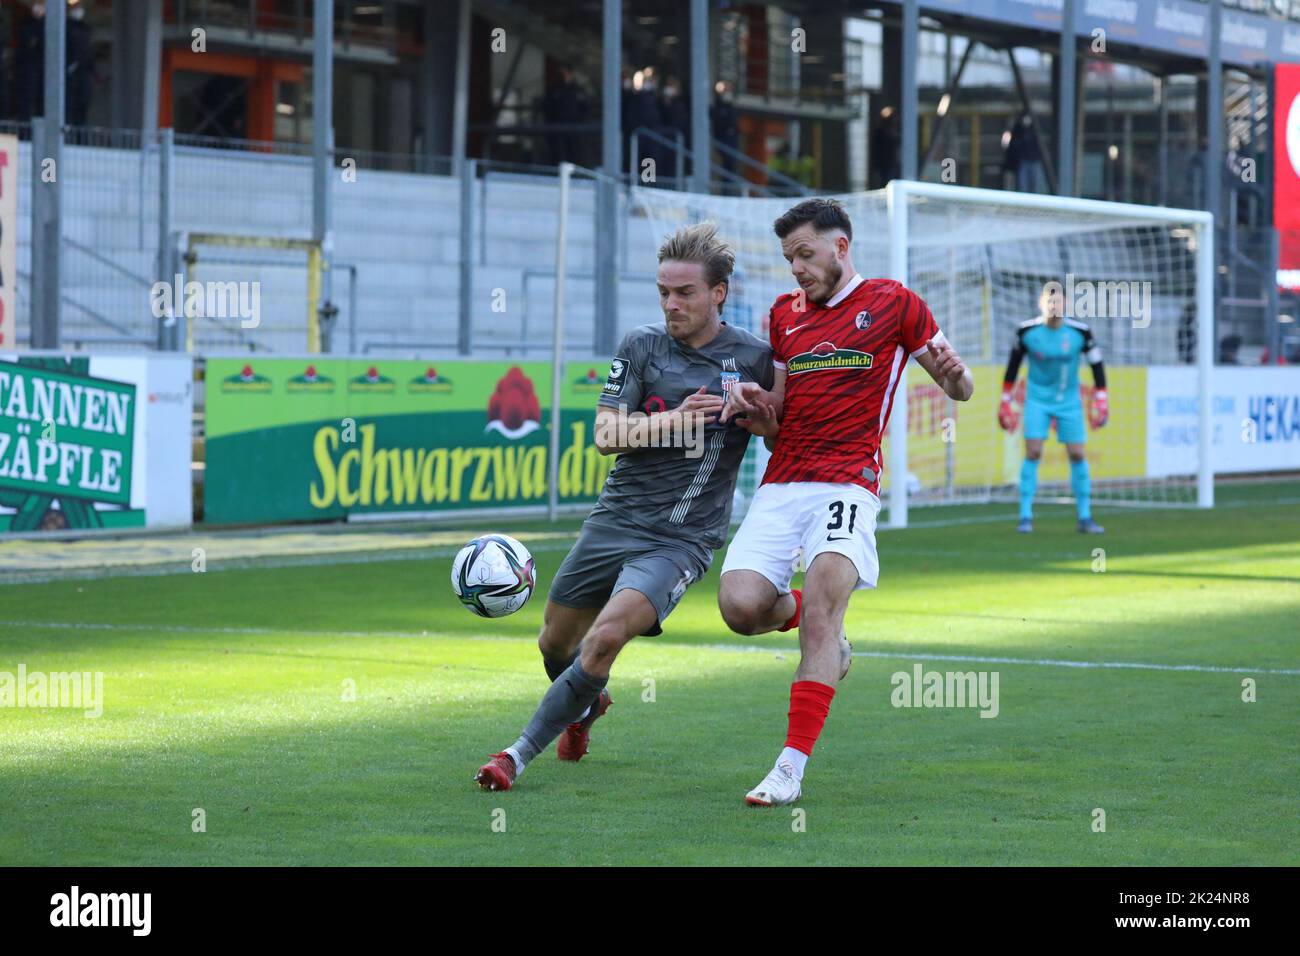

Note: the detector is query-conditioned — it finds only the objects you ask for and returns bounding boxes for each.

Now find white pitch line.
[702,643,1300,676]
[3,619,1296,677]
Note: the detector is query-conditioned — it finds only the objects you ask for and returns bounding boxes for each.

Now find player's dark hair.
[657,221,734,316]
[772,198,853,242]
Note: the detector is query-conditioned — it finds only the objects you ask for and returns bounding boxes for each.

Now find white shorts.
[721,481,882,592]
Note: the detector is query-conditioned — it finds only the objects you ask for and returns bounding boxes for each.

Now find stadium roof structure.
[779,0,1300,71]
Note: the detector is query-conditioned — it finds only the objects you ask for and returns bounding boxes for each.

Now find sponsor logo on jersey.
[854,309,872,330]
[720,371,741,394]
[786,341,874,375]
[603,357,627,396]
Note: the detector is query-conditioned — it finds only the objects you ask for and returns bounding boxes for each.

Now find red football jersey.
[764,275,940,493]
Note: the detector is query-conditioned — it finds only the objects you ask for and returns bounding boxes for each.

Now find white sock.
[505,747,525,776]
[777,746,808,781]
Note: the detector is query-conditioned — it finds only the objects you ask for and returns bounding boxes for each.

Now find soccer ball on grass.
[451,534,536,618]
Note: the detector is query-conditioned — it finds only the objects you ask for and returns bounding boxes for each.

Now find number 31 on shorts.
[826,500,859,539]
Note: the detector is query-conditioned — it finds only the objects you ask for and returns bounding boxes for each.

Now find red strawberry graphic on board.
[304,364,317,381]
[241,364,255,381]
[486,366,542,439]
[426,367,438,382]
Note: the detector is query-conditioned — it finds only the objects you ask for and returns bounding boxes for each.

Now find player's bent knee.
[718,571,778,635]
[584,619,633,663]
[718,593,761,635]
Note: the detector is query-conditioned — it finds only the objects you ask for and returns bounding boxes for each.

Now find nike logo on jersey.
[784,323,810,335]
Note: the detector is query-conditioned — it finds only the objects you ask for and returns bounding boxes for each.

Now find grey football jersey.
[592,322,774,550]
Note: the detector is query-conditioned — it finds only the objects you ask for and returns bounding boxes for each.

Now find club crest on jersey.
[786,341,874,376]
[854,309,872,330]
[603,357,627,396]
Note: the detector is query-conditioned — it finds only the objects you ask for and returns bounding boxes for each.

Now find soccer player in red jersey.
[717,198,974,806]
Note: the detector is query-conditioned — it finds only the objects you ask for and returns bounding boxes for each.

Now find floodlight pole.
[548,163,573,522]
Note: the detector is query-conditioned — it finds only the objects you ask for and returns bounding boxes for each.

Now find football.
[451,534,536,618]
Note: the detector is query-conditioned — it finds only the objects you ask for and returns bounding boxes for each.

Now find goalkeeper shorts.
[1023,398,1086,444]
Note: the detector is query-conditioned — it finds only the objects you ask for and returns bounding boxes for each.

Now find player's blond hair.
[657,221,734,316]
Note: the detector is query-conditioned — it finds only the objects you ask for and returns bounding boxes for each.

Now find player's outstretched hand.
[927,338,967,387]
[674,386,724,426]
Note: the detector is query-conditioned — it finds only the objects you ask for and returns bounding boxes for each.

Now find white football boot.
[745,759,802,807]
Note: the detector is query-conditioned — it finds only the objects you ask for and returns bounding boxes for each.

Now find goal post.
[624,180,1216,528]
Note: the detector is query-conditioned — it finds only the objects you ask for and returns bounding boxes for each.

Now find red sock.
[777,588,802,632]
[784,680,835,756]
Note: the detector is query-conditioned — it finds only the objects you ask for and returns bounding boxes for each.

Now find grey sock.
[543,647,580,683]
[510,660,607,769]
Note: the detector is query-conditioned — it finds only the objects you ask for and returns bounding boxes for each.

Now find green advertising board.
[204,358,619,524]
[0,357,137,531]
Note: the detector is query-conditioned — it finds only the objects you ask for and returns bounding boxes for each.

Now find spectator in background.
[870,106,900,188]
[66,2,97,127]
[1218,335,1242,365]
[711,80,739,186]
[541,65,589,166]
[15,3,44,121]
[626,68,665,186]
[659,74,689,184]
[1006,114,1043,193]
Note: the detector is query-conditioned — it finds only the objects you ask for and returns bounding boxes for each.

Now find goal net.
[624,180,1214,526]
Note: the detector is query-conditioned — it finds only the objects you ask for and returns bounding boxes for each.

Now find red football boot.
[474,752,518,791]
[556,689,612,762]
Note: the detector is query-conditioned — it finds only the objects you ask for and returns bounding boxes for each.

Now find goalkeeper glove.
[998,383,1020,432]
[1089,389,1109,429]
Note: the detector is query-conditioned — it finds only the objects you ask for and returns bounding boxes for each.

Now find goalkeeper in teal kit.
[998,284,1108,534]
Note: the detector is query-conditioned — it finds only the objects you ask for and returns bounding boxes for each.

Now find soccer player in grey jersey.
[476,222,776,791]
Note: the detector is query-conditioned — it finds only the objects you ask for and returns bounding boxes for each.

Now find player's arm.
[722,328,784,439]
[1083,326,1109,428]
[914,334,974,402]
[900,289,972,402]
[594,389,723,456]
[998,331,1026,431]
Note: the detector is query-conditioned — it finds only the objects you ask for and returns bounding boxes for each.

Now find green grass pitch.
[1,482,1297,866]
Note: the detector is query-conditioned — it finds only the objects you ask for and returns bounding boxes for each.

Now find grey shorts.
[548,516,713,636]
